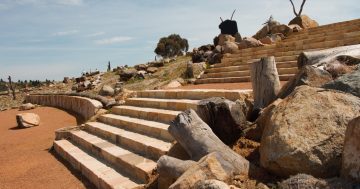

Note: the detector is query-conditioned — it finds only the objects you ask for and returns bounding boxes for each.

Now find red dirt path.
[0,107,94,189]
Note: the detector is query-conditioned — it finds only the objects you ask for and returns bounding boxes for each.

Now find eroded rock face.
[197,97,248,145]
[288,15,319,29]
[277,66,333,99]
[260,86,360,178]
[16,113,40,128]
[341,116,360,182]
[279,174,354,189]
[323,68,360,98]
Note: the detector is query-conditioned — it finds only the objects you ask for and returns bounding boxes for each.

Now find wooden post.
[250,56,280,110]
[8,76,16,100]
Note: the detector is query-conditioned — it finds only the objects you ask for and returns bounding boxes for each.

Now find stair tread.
[86,122,172,153]
[70,130,157,175]
[127,97,199,104]
[54,139,140,189]
[101,113,171,131]
[113,105,181,117]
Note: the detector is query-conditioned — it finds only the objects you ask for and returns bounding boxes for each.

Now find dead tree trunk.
[250,56,280,110]
[8,76,16,100]
[157,109,267,188]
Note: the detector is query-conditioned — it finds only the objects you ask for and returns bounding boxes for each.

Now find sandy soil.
[0,107,94,189]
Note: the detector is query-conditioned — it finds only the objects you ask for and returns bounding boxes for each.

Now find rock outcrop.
[288,15,319,29]
[260,85,360,178]
[341,116,360,182]
[323,68,360,98]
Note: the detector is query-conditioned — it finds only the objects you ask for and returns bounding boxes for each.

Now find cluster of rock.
[157,45,360,188]
[191,15,318,65]
[71,73,102,92]
[117,57,176,82]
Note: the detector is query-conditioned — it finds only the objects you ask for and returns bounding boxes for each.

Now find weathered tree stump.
[250,56,280,110]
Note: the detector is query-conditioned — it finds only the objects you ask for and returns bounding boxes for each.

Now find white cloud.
[95,36,133,45]
[86,32,105,37]
[52,30,79,36]
[56,0,82,6]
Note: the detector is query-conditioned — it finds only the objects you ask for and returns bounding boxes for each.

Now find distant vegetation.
[154,34,189,58]
[0,78,53,92]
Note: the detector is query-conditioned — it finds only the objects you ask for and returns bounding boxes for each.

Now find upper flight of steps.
[196,18,360,84]
[53,89,251,189]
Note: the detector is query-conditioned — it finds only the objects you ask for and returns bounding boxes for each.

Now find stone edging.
[25,94,103,120]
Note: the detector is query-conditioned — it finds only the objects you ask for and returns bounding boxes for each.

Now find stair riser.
[137,90,250,102]
[202,68,298,79]
[69,132,150,183]
[208,61,298,73]
[195,75,294,84]
[112,107,177,124]
[125,99,198,111]
[54,142,118,189]
[98,115,173,142]
[222,55,297,65]
[85,124,166,160]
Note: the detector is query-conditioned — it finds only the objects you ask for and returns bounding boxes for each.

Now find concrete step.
[112,105,180,124]
[85,122,172,160]
[201,67,298,79]
[125,98,199,111]
[136,89,252,102]
[54,140,141,189]
[68,130,156,183]
[98,113,173,142]
[195,74,294,84]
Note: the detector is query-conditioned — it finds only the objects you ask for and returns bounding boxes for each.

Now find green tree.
[155,34,189,58]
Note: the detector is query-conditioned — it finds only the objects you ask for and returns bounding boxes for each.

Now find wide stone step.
[195,74,294,84]
[68,130,157,183]
[221,55,298,65]
[85,122,172,160]
[99,113,173,142]
[136,89,252,101]
[125,98,199,111]
[112,105,180,124]
[201,67,298,79]
[54,140,140,189]
[208,61,298,73]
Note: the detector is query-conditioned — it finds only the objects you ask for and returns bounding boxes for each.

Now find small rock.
[193,179,230,189]
[119,68,137,81]
[288,15,319,29]
[223,41,238,54]
[134,64,147,71]
[146,67,158,74]
[238,37,264,49]
[63,77,70,83]
[149,61,165,68]
[99,85,115,96]
[163,80,182,89]
[218,34,235,46]
[19,103,36,111]
[16,113,40,128]
[184,61,194,78]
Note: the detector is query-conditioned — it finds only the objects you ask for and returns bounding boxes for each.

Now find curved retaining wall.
[25,94,103,120]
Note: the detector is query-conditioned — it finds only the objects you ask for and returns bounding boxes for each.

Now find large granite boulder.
[341,116,360,182]
[260,86,360,178]
[323,68,360,98]
[218,34,235,46]
[288,15,319,29]
[16,113,40,128]
[279,174,354,189]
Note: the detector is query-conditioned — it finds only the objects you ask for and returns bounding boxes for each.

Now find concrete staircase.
[196,18,360,84]
[53,89,251,189]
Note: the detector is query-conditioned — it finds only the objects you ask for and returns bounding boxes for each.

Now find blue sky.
[0,0,358,81]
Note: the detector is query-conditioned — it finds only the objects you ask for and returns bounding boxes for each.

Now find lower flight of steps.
[53,89,251,189]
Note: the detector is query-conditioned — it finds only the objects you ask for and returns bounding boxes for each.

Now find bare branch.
[298,0,307,16]
[289,0,299,17]
[220,17,223,22]
[230,9,236,20]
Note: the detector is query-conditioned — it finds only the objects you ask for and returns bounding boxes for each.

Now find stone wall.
[25,94,103,120]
